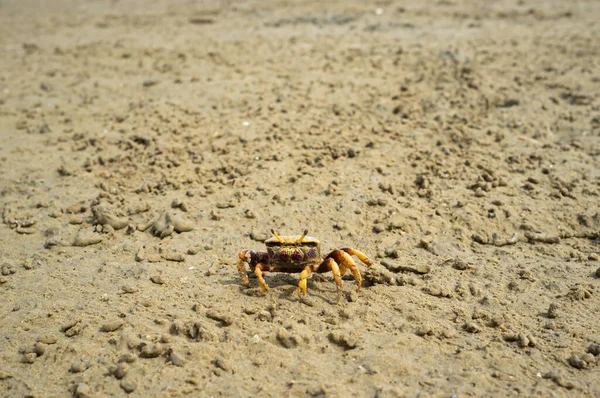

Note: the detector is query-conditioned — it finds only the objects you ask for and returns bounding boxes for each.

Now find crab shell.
[264,235,321,269]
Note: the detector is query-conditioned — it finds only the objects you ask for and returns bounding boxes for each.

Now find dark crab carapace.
[237,229,372,303]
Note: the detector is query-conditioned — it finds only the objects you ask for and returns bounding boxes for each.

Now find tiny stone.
[187,247,201,255]
[118,353,137,363]
[169,351,185,367]
[568,354,586,369]
[587,344,600,356]
[588,253,598,261]
[214,356,232,372]
[135,249,145,262]
[75,383,91,398]
[162,252,185,262]
[113,363,128,379]
[518,333,530,348]
[547,302,559,318]
[372,224,385,233]
[120,378,136,393]
[150,275,164,285]
[121,285,137,294]
[33,342,47,356]
[139,343,164,358]
[249,334,261,345]
[1,263,16,276]
[61,319,81,332]
[415,324,433,337]
[300,296,316,307]
[528,335,538,347]
[71,360,88,373]
[347,290,359,302]
[101,320,125,332]
[206,310,234,326]
[22,353,37,363]
[38,335,58,345]
[463,322,481,334]
[596,267,600,278]
[581,353,595,364]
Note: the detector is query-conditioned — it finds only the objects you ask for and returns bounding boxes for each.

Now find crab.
[237,229,372,303]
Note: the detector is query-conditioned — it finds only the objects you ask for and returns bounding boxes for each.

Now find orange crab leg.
[237,251,250,287]
[298,266,312,298]
[341,248,372,267]
[255,263,270,292]
[326,249,364,292]
[322,258,343,303]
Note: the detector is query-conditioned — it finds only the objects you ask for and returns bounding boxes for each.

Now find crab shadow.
[232,273,342,304]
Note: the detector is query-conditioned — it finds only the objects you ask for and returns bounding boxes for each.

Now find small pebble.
[463,322,481,334]
[588,253,598,261]
[75,383,91,398]
[120,378,136,393]
[121,285,137,294]
[206,310,234,326]
[248,334,261,345]
[150,275,165,285]
[113,363,128,379]
[139,343,164,358]
[38,335,58,345]
[71,360,88,373]
[347,290,359,302]
[169,351,185,367]
[101,320,125,332]
[1,263,16,276]
[587,344,600,356]
[187,247,201,255]
[213,356,232,372]
[547,302,559,318]
[372,224,385,233]
[300,296,316,307]
[568,354,587,369]
[34,342,47,356]
[518,333,530,348]
[118,353,137,363]
[61,319,81,332]
[162,252,185,262]
[135,248,145,262]
[22,353,37,363]
[415,324,433,337]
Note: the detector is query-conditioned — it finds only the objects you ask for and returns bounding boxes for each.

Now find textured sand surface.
[1,0,599,396]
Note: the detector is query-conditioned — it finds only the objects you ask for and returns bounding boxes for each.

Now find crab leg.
[341,248,372,267]
[298,266,312,298]
[322,258,343,303]
[326,249,365,292]
[255,264,270,292]
[237,250,250,287]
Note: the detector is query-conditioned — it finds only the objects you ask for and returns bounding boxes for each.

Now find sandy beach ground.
[1,0,599,396]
